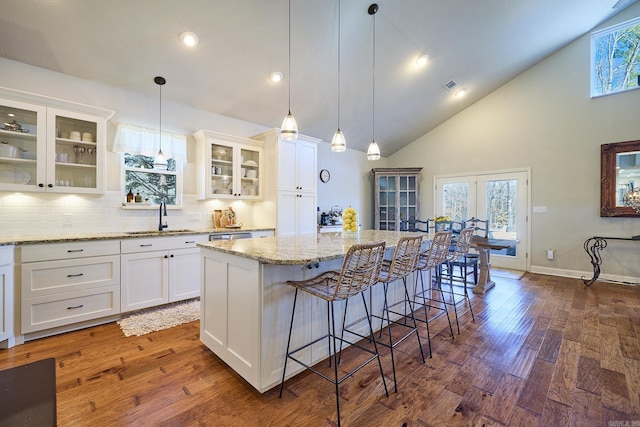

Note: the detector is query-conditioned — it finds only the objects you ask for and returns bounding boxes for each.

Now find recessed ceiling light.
[269,71,283,82]
[455,88,468,98]
[180,32,199,47]
[7,113,14,117]
[416,54,429,66]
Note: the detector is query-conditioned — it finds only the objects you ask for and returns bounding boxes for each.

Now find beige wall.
[389,3,640,281]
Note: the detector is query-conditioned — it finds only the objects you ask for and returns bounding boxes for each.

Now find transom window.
[591,16,640,97]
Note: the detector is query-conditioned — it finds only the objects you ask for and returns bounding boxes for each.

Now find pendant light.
[153,76,168,170]
[281,0,298,140]
[367,4,381,161]
[330,0,346,152]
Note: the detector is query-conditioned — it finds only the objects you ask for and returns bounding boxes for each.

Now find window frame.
[121,153,183,209]
[590,16,640,98]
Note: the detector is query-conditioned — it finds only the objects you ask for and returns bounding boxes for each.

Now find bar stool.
[279,241,389,427]
[368,234,425,393]
[442,227,476,334]
[412,230,454,358]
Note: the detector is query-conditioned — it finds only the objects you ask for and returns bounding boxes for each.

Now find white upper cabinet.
[194,130,263,200]
[0,88,113,194]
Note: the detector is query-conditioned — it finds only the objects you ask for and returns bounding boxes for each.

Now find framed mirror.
[601,139,640,217]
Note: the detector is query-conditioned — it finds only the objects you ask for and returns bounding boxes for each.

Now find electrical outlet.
[63,213,72,225]
[532,206,547,214]
[189,213,201,222]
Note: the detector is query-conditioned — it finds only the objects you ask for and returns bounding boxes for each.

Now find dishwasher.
[209,232,253,241]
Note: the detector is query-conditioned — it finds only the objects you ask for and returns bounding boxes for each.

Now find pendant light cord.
[372,9,376,140]
[159,83,162,152]
[288,0,292,115]
[337,0,341,129]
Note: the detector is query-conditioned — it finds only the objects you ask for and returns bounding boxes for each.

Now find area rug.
[117,298,200,337]
[0,358,57,427]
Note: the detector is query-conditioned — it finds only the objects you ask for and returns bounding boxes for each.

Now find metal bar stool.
[365,235,425,393]
[412,230,454,358]
[279,241,389,427]
[442,227,476,334]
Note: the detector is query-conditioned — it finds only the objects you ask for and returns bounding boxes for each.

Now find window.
[123,153,181,205]
[591,16,640,97]
[113,123,187,207]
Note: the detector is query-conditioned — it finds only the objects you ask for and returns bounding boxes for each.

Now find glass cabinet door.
[240,146,261,198]
[373,168,422,231]
[48,110,102,193]
[0,98,46,191]
[209,140,235,197]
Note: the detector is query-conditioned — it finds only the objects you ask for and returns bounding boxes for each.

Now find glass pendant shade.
[153,148,168,170]
[367,139,380,160]
[331,128,346,152]
[281,111,298,140]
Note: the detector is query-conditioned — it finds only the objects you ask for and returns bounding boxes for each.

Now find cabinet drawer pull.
[185,240,196,244]
[140,244,153,247]
[67,249,84,253]
[67,304,84,310]
[67,273,84,278]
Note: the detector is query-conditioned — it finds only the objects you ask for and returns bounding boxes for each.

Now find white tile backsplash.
[0,191,257,237]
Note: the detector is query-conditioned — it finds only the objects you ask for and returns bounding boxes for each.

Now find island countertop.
[197,229,427,265]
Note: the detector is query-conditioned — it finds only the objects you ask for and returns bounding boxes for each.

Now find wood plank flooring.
[1,272,639,426]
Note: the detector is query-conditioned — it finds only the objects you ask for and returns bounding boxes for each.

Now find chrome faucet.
[158,199,168,231]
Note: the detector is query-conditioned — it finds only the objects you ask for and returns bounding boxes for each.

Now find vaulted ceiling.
[0,0,637,156]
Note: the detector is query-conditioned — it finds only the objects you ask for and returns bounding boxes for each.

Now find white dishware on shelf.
[246,169,258,179]
[81,132,94,142]
[69,131,81,141]
[244,160,258,166]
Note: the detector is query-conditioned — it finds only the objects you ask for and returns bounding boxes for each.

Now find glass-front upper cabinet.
[372,167,422,231]
[0,90,112,194]
[194,130,263,200]
[0,98,46,191]
[47,108,106,194]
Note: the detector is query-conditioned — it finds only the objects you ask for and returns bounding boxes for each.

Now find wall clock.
[319,169,330,183]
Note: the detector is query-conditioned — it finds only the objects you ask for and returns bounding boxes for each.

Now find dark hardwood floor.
[1,272,639,426]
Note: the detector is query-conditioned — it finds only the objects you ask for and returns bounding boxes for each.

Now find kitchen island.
[198,230,425,392]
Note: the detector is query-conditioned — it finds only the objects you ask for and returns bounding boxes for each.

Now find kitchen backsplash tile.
[0,191,257,236]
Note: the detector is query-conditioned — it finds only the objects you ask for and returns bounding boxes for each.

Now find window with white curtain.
[113,123,187,206]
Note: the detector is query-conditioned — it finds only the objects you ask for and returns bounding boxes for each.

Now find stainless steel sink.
[125,229,194,235]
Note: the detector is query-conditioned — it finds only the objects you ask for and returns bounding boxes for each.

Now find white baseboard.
[530,265,640,286]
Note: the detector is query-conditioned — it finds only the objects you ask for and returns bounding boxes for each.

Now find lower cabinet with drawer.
[120,235,208,312]
[19,240,121,334]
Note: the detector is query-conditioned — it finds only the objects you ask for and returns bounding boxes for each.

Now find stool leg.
[381,282,399,393]
[403,276,425,364]
[280,288,299,398]
[360,292,389,397]
[329,300,342,427]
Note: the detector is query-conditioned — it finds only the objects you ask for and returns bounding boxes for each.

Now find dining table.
[471,236,519,294]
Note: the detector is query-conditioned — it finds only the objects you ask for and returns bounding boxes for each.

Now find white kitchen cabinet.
[194,130,263,200]
[251,230,275,238]
[252,129,320,236]
[0,246,15,347]
[0,89,113,194]
[19,240,121,334]
[277,192,317,235]
[120,235,207,312]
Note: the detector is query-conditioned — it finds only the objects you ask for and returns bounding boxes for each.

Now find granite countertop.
[0,226,275,246]
[198,229,428,265]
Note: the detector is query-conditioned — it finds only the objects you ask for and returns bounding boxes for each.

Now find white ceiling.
[0,0,636,156]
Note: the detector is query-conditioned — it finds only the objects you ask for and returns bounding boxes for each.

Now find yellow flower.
[435,216,451,223]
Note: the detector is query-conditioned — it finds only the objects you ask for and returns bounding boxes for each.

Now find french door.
[435,170,529,271]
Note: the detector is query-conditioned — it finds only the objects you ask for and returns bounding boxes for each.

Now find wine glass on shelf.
[86,147,95,165]
[73,146,85,164]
